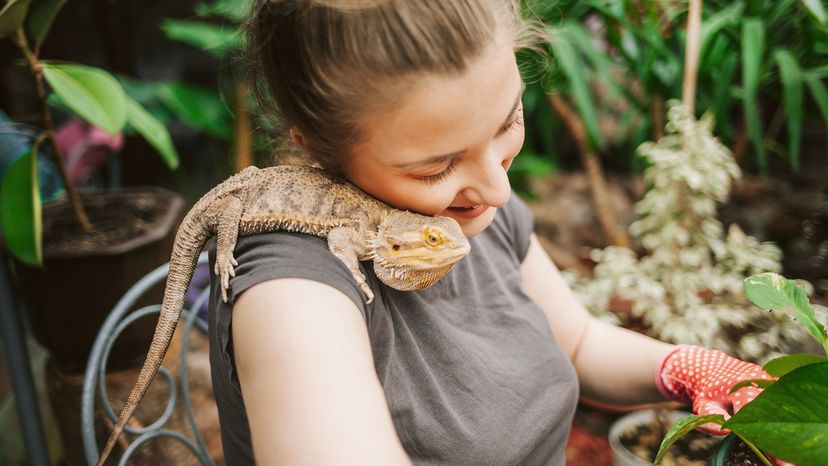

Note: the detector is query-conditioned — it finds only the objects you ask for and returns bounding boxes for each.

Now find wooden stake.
[682,0,703,115]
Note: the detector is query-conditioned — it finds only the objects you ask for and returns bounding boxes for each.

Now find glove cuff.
[655,344,693,402]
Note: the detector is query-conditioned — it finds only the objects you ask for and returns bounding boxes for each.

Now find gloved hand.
[655,345,773,435]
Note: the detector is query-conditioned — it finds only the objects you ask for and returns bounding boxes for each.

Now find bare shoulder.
[231,278,411,466]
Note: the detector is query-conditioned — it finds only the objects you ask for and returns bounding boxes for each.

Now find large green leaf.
[744,273,828,355]
[773,49,803,168]
[161,19,241,57]
[126,97,179,170]
[0,144,42,266]
[654,414,726,464]
[548,25,603,149]
[25,0,66,48]
[742,18,766,172]
[157,81,232,140]
[724,362,828,465]
[0,0,31,39]
[41,62,127,135]
[763,353,827,377]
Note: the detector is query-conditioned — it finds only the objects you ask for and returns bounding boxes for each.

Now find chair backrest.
[81,252,215,466]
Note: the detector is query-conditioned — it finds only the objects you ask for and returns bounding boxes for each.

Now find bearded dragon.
[96,165,470,465]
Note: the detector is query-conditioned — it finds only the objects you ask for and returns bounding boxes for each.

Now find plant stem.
[547,94,631,248]
[13,28,93,233]
[682,0,702,115]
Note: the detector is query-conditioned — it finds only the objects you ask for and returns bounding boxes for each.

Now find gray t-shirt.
[208,194,579,465]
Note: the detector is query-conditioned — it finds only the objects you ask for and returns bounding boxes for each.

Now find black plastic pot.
[13,187,185,373]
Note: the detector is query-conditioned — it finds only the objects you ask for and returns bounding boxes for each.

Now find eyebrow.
[392,80,526,170]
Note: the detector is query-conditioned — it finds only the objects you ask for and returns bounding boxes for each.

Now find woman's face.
[344,39,525,237]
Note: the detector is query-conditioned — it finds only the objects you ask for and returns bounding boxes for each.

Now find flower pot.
[608,408,730,466]
[12,187,185,374]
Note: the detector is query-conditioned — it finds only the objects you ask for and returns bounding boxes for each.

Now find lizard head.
[369,210,471,291]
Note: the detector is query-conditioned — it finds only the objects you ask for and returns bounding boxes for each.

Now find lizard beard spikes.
[373,261,457,291]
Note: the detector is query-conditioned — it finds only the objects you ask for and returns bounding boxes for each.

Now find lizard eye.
[422,228,444,249]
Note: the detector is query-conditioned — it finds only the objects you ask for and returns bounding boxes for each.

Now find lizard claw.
[354,275,374,304]
[215,251,237,303]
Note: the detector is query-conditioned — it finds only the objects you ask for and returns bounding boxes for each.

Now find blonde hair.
[245,0,529,174]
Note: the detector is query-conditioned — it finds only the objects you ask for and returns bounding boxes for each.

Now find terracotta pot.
[13,187,185,374]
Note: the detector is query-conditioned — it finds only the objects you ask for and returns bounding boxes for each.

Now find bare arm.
[520,234,675,405]
[232,278,412,466]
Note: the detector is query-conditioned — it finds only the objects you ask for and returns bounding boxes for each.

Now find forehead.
[350,40,521,168]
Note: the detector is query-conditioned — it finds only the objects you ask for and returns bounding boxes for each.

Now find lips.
[445,204,489,219]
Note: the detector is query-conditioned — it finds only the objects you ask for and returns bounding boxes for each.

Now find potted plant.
[0,0,184,373]
[656,272,828,466]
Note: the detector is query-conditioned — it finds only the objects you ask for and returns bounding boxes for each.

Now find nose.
[463,148,513,208]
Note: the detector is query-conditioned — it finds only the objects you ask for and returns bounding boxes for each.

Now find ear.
[289,127,306,149]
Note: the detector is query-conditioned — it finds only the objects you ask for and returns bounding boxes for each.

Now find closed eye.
[416,158,459,185]
[498,107,524,136]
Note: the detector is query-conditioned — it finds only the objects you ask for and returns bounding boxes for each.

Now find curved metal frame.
[81,253,215,466]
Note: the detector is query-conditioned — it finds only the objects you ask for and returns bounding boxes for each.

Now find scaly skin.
[96,165,470,465]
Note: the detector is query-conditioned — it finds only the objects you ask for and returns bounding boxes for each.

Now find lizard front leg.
[213,196,244,302]
[327,226,374,304]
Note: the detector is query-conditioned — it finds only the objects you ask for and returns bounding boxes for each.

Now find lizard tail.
[96,208,211,466]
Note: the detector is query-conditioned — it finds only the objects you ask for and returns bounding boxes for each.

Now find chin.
[458,207,498,237]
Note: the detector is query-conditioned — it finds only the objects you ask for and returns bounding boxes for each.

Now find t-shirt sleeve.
[490,192,535,263]
[211,231,371,318]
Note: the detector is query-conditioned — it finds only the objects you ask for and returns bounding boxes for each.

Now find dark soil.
[41,189,174,254]
[724,437,765,466]
[619,414,723,465]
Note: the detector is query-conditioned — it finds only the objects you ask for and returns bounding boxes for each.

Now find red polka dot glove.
[655,345,773,435]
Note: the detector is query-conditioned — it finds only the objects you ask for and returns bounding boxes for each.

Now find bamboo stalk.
[233,81,253,172]
[13,29,92,232]
[547,94,631,248]
[682,0,703,114]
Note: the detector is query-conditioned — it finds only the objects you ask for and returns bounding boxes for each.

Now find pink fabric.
[54,118,123,183]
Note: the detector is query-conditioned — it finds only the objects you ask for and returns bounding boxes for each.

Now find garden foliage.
[567,102,828,362]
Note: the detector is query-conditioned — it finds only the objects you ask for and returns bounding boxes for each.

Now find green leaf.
[729,378,775,393]
[25,0,66,48]
[763,353,827,377]
[744,273,828,355]
[654,414,726,464]
[700,2,744,58]
[805,71,828,136]
[161,19,241,57]
[157,81,232,140]
[126,97,179,170]
[773,49,803,168]
[802,0,827,24]
[742,18,766,172]
[548,26,603,149]
[724,362,828,465]
[0,0,31,39]
[41,62,127,135]
[0,143,42,266]
[195,0,252,22]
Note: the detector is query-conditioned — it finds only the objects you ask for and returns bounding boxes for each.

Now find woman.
[208,1,771,464]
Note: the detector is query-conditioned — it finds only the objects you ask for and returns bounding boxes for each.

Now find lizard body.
[96,165,470,465]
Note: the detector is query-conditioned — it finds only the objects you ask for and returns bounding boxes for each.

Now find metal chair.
[81,252,215,465]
